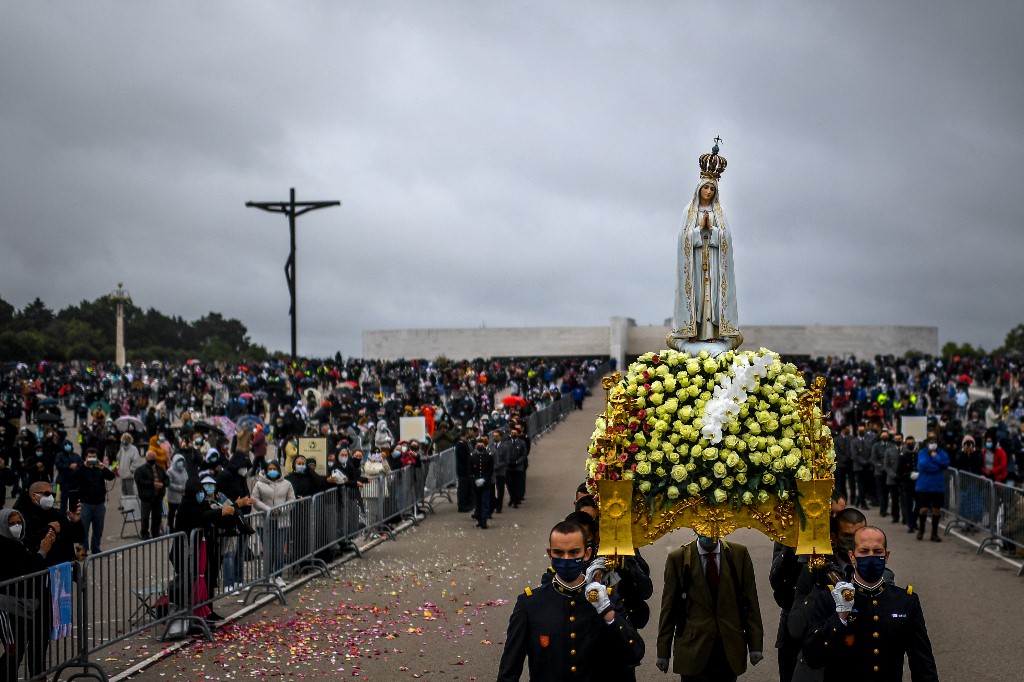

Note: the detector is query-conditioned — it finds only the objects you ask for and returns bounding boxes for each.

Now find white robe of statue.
[670,179,740,348]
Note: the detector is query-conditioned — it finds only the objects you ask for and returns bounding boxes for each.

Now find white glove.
[584,557,610,584]
[749,651,764,666]
[655,657,669,673]
[832,581,855,613]
[474,477,486,488]
[586,581,611,615]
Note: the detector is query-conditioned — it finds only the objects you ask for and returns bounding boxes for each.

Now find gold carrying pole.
[587,374,635,603]
[794,376,836,566]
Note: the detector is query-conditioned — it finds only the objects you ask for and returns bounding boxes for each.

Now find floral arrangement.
[586,348,835,513]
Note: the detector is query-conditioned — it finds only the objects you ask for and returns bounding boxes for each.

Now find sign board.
[899,416,928,443]
[400,416,427,443]
[295,437,328,472]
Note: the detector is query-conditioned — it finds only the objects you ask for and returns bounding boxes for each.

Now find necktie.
[706,553,719,602]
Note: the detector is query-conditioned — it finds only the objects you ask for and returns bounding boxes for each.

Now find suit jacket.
[657,540,764,676]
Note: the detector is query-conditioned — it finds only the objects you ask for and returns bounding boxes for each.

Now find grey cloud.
[1,1,1022,358]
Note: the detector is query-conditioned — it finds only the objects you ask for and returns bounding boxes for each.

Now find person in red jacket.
[981,433,1008,482]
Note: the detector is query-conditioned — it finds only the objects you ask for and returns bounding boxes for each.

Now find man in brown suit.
[656,534,764,681]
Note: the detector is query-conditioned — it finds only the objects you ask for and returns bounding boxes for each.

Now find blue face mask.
[550,556,587,582]
[64,444,72,452]
[267,470,280,480]
[295,465,307,473]
[854,555,886,583]
[195,491,206,503]
[203,484,216,495]
[174,461,185,470]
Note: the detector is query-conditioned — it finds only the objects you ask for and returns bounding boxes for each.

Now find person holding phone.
[77,447,116,555]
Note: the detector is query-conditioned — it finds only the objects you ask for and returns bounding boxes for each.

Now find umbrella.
[113,415,146,432]
[502,395,528,407]
[253,390,268,399]
[342,380,358,388]
[239,392,254,400]
[206,416,237,439]
[193,421,226,438]
[236,414,264,431]
[34,412,63,425]
[37,398,59,407]
[89,400,111,415]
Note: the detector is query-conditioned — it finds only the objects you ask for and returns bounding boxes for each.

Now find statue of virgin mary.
[667,143,742,355]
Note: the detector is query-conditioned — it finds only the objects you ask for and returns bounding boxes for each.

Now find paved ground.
[69,402,1024,680]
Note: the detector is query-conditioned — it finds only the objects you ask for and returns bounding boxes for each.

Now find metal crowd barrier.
[989,481,1024,575]
[0,564,94,682]
[943,467,1024,576]
[0,381,595,680]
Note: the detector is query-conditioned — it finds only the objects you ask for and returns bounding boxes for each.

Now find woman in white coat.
[251,459,295,586]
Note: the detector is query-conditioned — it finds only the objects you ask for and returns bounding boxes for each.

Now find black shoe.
[479,524,488,529]
[495,509,502,514]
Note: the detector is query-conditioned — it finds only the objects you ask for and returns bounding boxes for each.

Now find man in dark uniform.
[469,437,494,529]
[801,526,938,681]
[497,520,644,681]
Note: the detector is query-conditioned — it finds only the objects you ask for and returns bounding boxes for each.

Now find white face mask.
[9,524,23,539]
[38,495,55,510]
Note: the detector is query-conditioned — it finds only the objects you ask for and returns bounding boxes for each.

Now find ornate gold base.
[632,492,800,546]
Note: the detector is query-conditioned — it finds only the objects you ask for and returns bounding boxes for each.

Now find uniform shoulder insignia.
[524,587,533,596]
[906,585,913,595]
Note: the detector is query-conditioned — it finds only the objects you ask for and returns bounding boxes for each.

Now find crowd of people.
[496,352,1024,681]
[0,355,603,677]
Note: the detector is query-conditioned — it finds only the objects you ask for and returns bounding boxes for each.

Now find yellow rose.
[639,480,652,492]
[656,467,667,477]
[685,461,697,472]
[650,392,664,406]
[741,491,754,505]
[649,450,663,463]
[722,476,734,488]
[671,465,687,482]
[686,360,700,376]
[699,476,712,490]
[687,482,701,496]
[725,452,741,469]
[667,486,680,499]
[779,437,795,452]
[757,490,770,504]
[712,462,727,478]
[636,461,652,475]
[796,466,811,481]
[736,473,747,485]
[762,473,776,485]
[713,488,728,503]
[783,453,801,469]
[667,451,680,463]
[703,359,718,374]
[623,471,634,480]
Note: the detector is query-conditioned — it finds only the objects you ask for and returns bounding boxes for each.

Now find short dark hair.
[576,482,590,496]
[549,520,586,546]
[836,507,867,527]
[564,511,598,539]
[575,495,598,514]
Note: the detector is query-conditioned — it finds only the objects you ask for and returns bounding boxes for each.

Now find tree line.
[0,295,268,362]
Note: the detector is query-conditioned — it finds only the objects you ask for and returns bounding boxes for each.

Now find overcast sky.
[2,1,1022,358]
